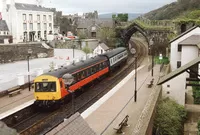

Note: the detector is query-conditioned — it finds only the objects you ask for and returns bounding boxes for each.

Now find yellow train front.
[34,75,65,108]
[33,47,128,108]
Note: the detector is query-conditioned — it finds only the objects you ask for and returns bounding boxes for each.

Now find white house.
[161,26,200,105]
[170,26,200,71]
[1,0,54,43]
[0,20,9,36]
[0,20,10,44]
[93,42,109,55]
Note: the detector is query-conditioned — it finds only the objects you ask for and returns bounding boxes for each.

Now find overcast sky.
[2,0,177,15]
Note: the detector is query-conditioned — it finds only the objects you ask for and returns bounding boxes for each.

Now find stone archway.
[116,22,149,48]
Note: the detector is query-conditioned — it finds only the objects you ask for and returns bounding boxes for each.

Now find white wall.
[181,46,199,66]
[4,2,54,43]
[162,73,186,105]
[93,45,105,55]
[170,27,200,71]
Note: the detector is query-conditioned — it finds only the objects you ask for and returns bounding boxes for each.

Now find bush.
[198,120,200,134]
[154,56,169,64]
[191,81,200,104]
[154,98,187,135]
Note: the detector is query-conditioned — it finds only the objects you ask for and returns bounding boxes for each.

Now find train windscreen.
[35,82,56,92]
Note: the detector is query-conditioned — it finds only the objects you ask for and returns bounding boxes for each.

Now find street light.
[150,38,154,77]
[134,56,137,102]
[27,48,33,91]
[62,73,75,115]
[131,48,137,102]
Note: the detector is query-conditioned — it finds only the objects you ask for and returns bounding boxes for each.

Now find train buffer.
[147,78,154,88]
[8,86,22,97]
[113,115,130,134]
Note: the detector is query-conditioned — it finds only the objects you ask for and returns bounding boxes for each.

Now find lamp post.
[62,73,75,115]
[27,49,33,91]
[134,56,137,102]
[150,39,154,77]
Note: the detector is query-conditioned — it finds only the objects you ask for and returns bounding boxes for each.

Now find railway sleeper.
[113,115,129,134]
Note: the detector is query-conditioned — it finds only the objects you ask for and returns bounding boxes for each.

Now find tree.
[77,31,87,40]
[82,43,91,59]
[49,61,56,71]
[112,13,128,22]
[97,28,116,48]
[154,98,187,135]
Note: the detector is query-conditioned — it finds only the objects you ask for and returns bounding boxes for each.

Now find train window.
[88,68,91,76]
[73,74,77,83]
[81,71,85,79]
[35,82,56,92]
[93,66,96,73]
[96,65,99,71]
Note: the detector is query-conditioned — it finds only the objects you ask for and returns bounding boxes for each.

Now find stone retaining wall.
[0,43,54,63]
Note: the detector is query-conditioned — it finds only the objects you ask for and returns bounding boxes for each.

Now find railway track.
[4,38,147,135]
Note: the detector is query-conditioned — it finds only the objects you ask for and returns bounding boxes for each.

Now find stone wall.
[0,43,54,63]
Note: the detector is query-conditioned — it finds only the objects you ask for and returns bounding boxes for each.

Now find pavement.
[82,57,161,135]
[0,88,34,114]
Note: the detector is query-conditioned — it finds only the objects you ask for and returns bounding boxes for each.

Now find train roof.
[100,47,127,58]
[43,55,107,78]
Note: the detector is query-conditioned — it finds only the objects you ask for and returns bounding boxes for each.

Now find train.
[34,47,128,108]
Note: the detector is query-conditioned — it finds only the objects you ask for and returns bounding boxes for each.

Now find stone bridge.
[116,19,173,48]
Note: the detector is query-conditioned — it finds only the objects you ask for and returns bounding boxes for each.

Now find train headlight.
[36,96,39,100]
[52,96,55,100]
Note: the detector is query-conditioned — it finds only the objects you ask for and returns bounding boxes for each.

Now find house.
[93,42,109,55]
[170,26,200,71]
[159,26,200,105]
[1,0,54,43]
[77,18,114,38]
[0,20,11,43]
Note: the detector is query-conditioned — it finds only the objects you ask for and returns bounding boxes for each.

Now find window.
[37,23,41,30]
[177,61,181,68]
[178,45,182,52]
[49,15,52,21]
[35,82,56,92]
[43,15,46,21]
[4,32,6,35]
[49,23,52,30]
[23,14,26,21]
[29,14,33,21]
[91,32,96,37]
[29,23,33,30]
[23,23,27,30]
[44,23,47,30]
[37,15,40,21]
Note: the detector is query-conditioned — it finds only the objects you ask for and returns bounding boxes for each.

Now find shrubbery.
[154,98,187,135]
[154,56,169,64]
[192,81,200,104]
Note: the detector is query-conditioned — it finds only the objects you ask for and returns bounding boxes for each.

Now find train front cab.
[34,75,63,108]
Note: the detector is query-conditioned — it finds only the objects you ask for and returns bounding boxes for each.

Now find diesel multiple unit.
[34,47,128,107]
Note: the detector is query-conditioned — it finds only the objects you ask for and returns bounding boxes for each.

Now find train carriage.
[34,47,128,108]
[101,47,128,70]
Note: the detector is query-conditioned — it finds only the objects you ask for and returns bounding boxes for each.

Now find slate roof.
[46,112,97,135]
[170,25,200,43]
[157,57,200,85]
[14,3,52,12]
[179,34,200,45]
[99,43,109,51]
[0,20,9,31]
[77,18,114,29]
